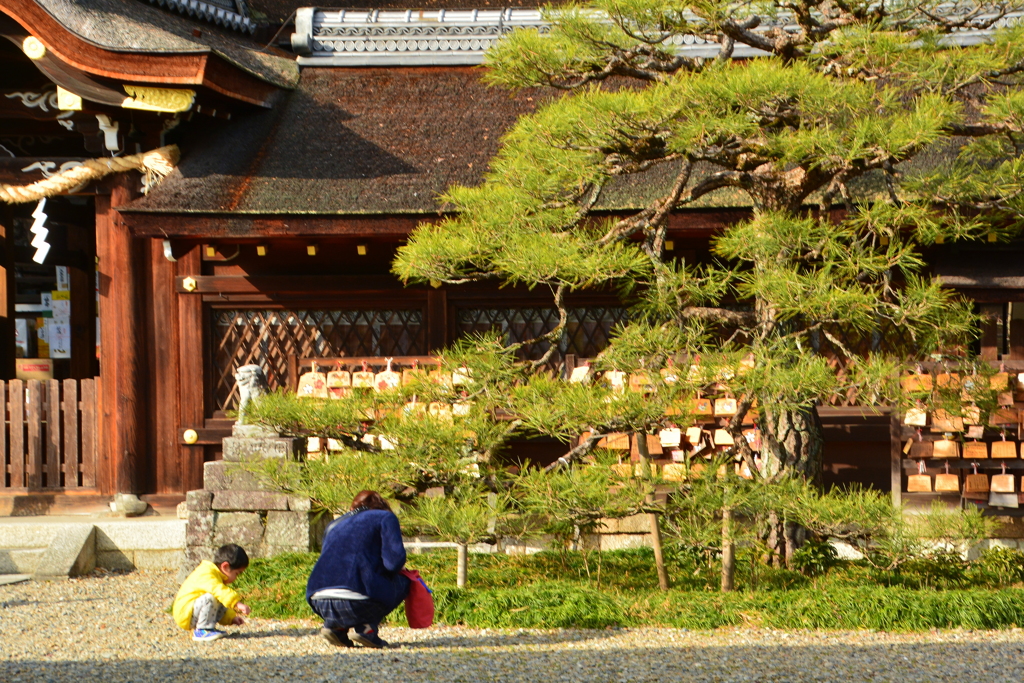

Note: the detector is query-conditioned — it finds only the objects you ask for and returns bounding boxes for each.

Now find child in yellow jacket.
[173,544,252,641]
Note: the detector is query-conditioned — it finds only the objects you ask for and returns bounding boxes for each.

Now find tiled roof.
[121,67,547,214]
[144,0,257,34]
[33,0,298,88]
[292,5,1024,67]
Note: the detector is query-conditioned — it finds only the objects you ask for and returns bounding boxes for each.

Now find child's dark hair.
[213,544,249,570]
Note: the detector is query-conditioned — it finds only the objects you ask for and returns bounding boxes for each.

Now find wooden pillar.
[177,246,205,491]
[96,179,148,495]
[1010,302,1024,361]
[67,222,96,379]
[0,207,15,379]
[147,238,181,494]
[979,303,1003,361]
[426,289,448,352]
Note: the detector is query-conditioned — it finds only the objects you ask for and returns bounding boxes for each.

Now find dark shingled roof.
[34,0,299,88]
[123,67,548,214]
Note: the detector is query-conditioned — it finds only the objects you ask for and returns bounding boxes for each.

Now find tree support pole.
[636,432,670,591]
[457,543,468,588]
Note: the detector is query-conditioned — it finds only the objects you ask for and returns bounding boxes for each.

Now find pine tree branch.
[681,307,755,325]
[545,432,606,472]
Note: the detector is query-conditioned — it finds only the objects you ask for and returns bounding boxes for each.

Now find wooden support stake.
[80,378,97,488]
[26,380,41,489]
[46,379,60,488]
[63,379,79,488]
[9,379,23,488]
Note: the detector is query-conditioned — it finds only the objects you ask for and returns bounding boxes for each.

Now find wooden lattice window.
[211,309,426,411]
[456,307,628,362]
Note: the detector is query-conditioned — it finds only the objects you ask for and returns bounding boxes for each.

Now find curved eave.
[0,0,284,107]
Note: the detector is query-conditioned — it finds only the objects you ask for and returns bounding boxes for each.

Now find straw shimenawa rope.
[0,145,180,204]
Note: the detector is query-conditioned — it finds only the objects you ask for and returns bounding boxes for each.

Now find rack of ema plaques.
[898,365,1024,515]
[562,355,762,491]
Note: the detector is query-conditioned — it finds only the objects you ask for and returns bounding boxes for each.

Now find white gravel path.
[3,569,1024,682]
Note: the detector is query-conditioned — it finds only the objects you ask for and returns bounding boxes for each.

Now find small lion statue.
[234,364,268,424]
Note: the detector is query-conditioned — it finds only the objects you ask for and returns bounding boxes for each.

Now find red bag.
[400,569,434,629]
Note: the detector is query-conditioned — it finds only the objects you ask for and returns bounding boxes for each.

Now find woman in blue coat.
[307,490,410,648]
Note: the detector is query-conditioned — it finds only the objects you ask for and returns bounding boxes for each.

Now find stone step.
[0,548,45,574]
[0,523,61,550]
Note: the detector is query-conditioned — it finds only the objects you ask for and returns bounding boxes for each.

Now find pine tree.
[394,1,1024,562]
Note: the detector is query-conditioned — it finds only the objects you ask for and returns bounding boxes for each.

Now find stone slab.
[96,549,136,571]
[0,548,44,574]
[132,548,184,571]
[233,424,279,438]
[222,436,303,462]
[203,461,273,492]
[212,511,265,547]
[94,519,186,551]
[212,490,289,512]
[34,524,95,580]
[186,490,214,511]
[287,496,312,512]
[0,523,62,549]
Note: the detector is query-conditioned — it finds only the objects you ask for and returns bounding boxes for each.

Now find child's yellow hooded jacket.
[172,560,242,629]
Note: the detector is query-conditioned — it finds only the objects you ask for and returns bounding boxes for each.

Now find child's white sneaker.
[193,629,226,642]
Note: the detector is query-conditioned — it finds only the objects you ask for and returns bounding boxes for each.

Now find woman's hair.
[351,490,391,512]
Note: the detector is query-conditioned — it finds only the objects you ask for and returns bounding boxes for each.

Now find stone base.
[180,489,326,576]
[222,435,304,462]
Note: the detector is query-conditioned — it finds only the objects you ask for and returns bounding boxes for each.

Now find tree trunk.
[721,504,735,592]
[457,543,468,588]
[760,406,824,482]
[636,432,670,590]
[761,406,823,566]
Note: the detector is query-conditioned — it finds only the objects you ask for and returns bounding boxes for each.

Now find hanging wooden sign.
[963,441,988,459]
[907,461,932,492]
[904,408,928,427]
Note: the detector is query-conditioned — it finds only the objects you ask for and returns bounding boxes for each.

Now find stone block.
[222,436,303,462]
[132,549,183,571]
[264,511,315,548]
[204,461,272,491]
[33,524,96,580]
[212,490,289,511]
[212,511,265,547]
[233,424,279,438]
[186,490,214,511]
[615,514,651,534]
[94,519,186,551]
[185,511,215,547]
[288,496,312,512]
[96,549,136,571]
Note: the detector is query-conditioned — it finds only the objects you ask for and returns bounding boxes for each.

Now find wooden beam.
[175,274,422,295]
[123,213,437,239]
[96,177,147,495]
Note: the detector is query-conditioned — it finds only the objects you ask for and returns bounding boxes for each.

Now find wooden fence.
[0,379,98,491]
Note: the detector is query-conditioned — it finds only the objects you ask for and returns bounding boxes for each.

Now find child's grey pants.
[189,593,226,630]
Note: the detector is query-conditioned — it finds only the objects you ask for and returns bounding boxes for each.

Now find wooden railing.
[0,379,99,491]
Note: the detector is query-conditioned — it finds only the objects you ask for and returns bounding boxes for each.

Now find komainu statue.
[234,364,268,424]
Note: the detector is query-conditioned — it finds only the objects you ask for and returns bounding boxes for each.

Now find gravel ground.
[3,571,1024,682]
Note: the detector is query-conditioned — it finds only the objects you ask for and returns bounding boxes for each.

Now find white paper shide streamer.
[30,198,50,264]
